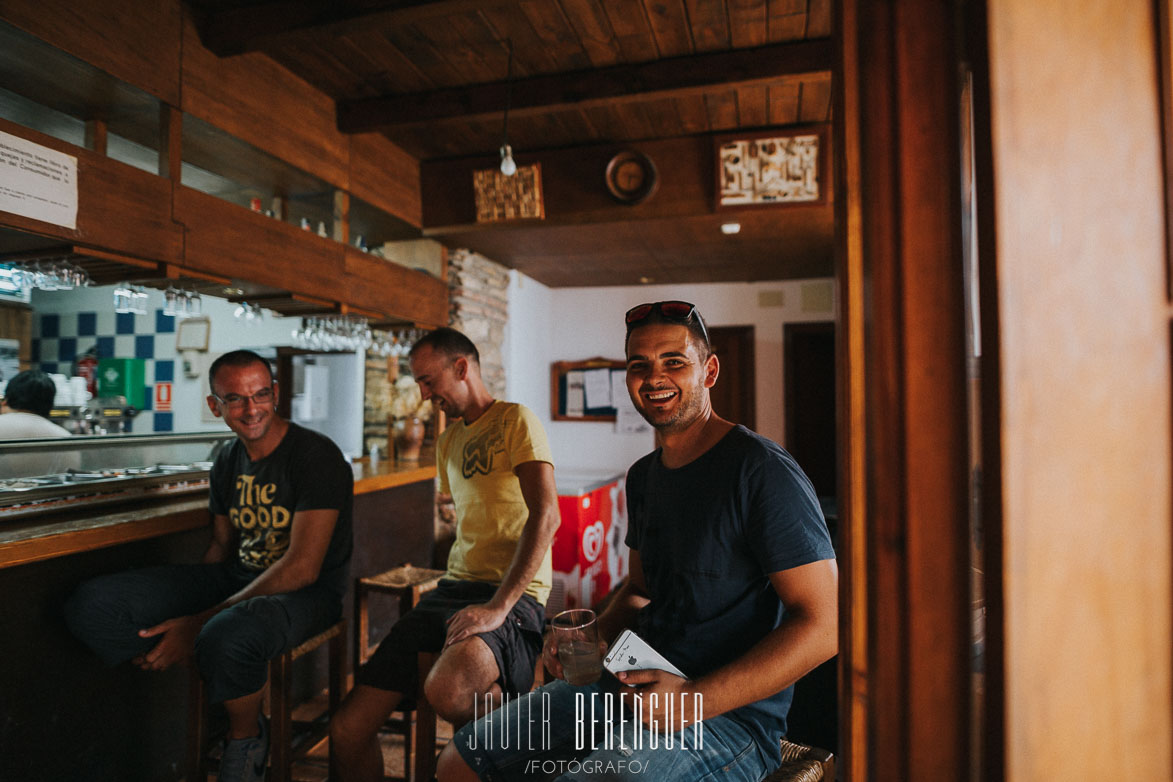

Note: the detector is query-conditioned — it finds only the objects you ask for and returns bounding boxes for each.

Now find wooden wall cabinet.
[0,0,443,327]
[343,247,447,326]
[0,118,182,266]
[175,186,345,300]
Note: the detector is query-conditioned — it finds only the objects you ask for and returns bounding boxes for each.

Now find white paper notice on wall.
[583,368,611,410]
[565,370,586,417]
[0,130,79,230]
[612,369,651,434]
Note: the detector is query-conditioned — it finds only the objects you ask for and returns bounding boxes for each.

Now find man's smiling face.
[624,323,716,433]
[207,361,279,446]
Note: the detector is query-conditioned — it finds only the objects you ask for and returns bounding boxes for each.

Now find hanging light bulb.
[498,41,517,177]
[499,144,517,176]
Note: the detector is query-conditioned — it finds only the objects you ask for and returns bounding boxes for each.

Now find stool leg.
[329,625,346,775]
[414,653,438,782]
[270,656,291,782]
[186,665,208,782]
[355,583,370,673]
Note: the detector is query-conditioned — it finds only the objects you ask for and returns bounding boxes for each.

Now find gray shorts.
[357,578,545,699]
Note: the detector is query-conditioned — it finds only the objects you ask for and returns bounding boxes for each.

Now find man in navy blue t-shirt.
[438,302,837,782]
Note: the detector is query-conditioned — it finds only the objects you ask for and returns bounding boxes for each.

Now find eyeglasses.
[624,300,709,344]
[211,387,274,410]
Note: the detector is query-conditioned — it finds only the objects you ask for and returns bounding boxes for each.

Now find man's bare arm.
[596,548,650,643]
[444,460,559,646]
[202,514,236,564]
[617,558,838,726]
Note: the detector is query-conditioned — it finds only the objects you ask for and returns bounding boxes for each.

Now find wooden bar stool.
[761,738,835,782]
[354,564,446,673]
[186,618,347,782]
[354,565,446,782]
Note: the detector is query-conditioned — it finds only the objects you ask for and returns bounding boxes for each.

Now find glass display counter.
[0,431,233,520]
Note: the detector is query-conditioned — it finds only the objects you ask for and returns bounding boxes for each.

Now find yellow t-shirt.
[437,401,554,604]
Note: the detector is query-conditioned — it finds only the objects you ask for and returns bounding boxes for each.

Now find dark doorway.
[784,322,837,499]
[709,325,755,430]
[782,320,838,756]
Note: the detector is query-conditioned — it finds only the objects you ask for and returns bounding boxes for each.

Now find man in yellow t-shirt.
[330,327,559,782]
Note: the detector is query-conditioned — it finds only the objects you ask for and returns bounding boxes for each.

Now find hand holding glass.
[551,608,604,686]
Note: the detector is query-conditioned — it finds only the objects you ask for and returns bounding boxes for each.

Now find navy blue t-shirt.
[624,425,835,763]
[209,422,354,598]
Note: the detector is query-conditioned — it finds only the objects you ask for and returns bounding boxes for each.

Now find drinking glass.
[551,608,604,686]
[163,286,181,317]
[113,284,133,313]
[130,287,149,315]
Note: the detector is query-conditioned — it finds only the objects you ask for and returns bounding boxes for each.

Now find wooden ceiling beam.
[336,39,832,133]
[193,0,514,57]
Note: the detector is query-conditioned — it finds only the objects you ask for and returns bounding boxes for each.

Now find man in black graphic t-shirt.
[67,350,353,782]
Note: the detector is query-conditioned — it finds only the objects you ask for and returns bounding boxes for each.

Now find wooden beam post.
[84,118,107,156]
[337,40,832,133]
[836,0,971,778]
[159,103,182,182]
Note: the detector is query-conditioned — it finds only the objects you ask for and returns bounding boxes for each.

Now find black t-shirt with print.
[209,422,353,598]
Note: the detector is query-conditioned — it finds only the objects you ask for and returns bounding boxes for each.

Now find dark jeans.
[64,561,341,703]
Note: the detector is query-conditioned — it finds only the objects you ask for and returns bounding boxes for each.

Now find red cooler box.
[549,472,628,616]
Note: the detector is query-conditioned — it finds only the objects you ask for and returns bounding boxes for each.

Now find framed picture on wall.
[714,126,829,209]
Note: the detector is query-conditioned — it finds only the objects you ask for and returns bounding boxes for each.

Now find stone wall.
[448,248,510,397]
[363,354,395,459]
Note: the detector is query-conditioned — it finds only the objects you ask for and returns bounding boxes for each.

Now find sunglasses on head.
[624,300,710,348]
[625,300,698,326]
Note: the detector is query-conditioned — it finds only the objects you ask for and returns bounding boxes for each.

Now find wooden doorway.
[784,322,837,500]
[708,325,756,430]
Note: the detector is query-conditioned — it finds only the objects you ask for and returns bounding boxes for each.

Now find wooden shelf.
[0,245,167,286]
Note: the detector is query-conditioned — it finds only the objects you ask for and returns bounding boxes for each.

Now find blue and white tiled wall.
[30,285,298,434]
[33,301,178,432]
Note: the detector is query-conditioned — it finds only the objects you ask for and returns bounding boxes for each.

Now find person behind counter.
[329,326,560,782]
[436,301,839,782]
[0,369,71,438]
[65,349,354,782]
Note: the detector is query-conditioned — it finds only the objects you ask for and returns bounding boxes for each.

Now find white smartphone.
[603,629,687,679]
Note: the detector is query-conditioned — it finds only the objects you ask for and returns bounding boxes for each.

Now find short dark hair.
[409,327,480,365]
[208,350,275,394]
[624,304,712,359]
[5,369,57,418]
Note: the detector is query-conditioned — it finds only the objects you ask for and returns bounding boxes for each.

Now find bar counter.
[0,449,438,780]
[0,454,436,571]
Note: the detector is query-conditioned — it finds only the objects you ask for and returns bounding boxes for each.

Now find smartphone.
[603,629,687,679]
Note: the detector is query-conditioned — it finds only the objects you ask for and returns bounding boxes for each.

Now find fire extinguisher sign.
[155,382,173,412]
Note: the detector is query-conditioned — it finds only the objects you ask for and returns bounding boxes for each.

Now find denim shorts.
[453,678,773,782]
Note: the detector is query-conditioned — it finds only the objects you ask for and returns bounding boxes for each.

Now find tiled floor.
[298,692,451,782]
[207,690,454,782]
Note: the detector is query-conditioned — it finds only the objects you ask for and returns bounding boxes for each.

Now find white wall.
[507,272,837,474]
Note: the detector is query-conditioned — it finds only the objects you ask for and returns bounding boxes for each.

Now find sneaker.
[218,714,269,782]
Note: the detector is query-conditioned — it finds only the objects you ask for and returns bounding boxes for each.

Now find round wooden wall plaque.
[605,150,658,204]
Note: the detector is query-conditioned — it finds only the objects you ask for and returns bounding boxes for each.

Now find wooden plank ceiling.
[185,0,834,287]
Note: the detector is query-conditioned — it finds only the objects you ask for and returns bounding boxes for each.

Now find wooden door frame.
[708,324,756,431]
[835,0,972,778]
